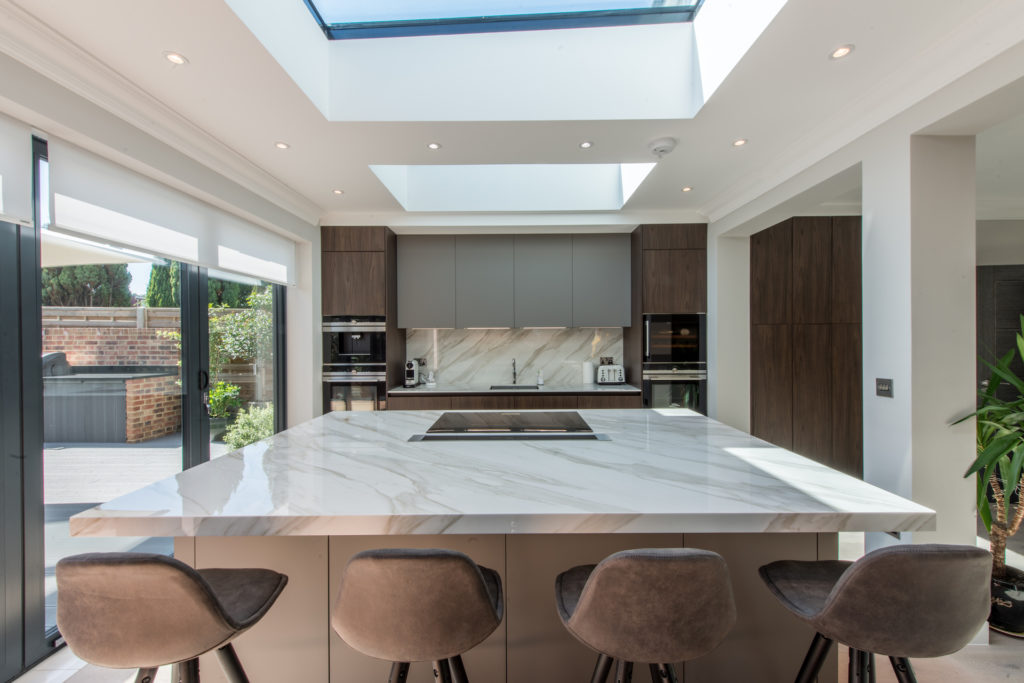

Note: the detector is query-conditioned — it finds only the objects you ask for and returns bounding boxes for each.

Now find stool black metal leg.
[431,659,453,683]
[388,662,410,683]
[888,657,918,683]
[134,667,158,683]
[866,652,876,683]
[614,659,633,683]
[591,654,613,683]
[448,654,468,683]
[648,663,678,683]
[850,648,871,682]
[795,633,834,683]
[215,643,249,683]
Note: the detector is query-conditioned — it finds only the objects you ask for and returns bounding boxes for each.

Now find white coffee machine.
[404,358,425,387]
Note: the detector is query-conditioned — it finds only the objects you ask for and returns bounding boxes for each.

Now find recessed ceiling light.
[427,142,441,150]
[732,138,748,147]
[830,44,855,60]
[163,51,188,65]
[579,141,593,149]
[681,186,693,192]
[332,189,344,195]
[274,141,290,150]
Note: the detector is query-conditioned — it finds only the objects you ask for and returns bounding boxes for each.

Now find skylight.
[303,0,704,39]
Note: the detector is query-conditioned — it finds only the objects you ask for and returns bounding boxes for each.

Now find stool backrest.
[332,548,502,662]
[568,548,736,663]
[56,553,238,668]
[819,544,991,658]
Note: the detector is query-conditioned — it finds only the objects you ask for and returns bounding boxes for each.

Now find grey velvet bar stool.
[555,548,737,683]
[56,552,288,683]
[331,548,504,683]
[758,543,991,683]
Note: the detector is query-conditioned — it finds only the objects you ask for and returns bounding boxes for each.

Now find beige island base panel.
[177,532,837,683]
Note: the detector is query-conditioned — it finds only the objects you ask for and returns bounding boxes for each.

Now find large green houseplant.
[956,316,1024,634]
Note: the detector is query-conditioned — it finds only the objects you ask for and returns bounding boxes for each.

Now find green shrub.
[224,404,275,450]
[208,381,242,418]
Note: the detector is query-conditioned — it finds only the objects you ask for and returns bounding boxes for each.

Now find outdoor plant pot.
[990,565,1024,636]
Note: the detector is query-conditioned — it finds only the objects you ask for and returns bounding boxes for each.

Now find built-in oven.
[322,316,387,412]
[642,313,707,413]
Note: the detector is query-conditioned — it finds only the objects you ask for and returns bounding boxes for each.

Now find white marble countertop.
[70,409,935,538]
[389,383,641,394]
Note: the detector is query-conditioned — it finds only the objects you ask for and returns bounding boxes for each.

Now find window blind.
[48,139,296,284]
[0,113,33,226]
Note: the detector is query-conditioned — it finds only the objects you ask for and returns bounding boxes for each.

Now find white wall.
[706,232,750,431]
[977,220,1024,265]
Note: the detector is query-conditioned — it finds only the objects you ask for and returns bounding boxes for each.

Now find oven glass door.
[643,378,705,413]
[323,381,383,412]
[643,314,704,364]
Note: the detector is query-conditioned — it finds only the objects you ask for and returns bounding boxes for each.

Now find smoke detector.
[648,137,677,158]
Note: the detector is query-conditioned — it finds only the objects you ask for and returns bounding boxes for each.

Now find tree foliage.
[208,287,273,369]
[41,264,132,307]
[144,263,180,307]
[209,278,253,308]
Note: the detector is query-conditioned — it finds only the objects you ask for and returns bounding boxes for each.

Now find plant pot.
[990,565,1024,637]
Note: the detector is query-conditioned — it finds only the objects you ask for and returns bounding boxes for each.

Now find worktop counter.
[388,382,640,394]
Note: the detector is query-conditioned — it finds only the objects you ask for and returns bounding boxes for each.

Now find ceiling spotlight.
[648,137,677,158]
[427,142,441,150]
[732,138,748,147]
[163,51,188,65]
[830,44,855,60]
[274,141,290,150]
[579,141,593,149]
[681,186,693,193]
[332,189,344,195]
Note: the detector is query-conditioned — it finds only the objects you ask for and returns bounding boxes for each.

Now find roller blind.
[0,112,33,226]
[48,139,296,284]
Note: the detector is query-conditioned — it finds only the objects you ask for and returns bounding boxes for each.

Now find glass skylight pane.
[311,1,695,24]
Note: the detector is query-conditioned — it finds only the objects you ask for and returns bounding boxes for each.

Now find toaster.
[596,364,625,384]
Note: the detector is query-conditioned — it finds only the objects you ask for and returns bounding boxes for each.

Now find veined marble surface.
[389,383,640,394]
[71,410,935,538]
[406,327,623,386]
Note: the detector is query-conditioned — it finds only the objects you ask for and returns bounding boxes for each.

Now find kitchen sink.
[489,385,539,390]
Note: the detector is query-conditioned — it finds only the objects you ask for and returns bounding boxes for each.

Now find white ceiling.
[3,0,1023,232]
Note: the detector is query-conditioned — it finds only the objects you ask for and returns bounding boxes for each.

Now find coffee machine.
[404,358,425,387]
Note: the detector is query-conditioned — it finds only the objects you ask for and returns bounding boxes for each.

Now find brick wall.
[125,374,181,443]
[42,328,180,367]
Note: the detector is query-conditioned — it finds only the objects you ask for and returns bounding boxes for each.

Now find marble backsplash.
[406,328,623,386]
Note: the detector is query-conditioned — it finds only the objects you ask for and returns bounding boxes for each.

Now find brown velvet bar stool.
[56,552,288,683]
[331,548,504,683]
[758,543,991,683]
[555,548,737,683]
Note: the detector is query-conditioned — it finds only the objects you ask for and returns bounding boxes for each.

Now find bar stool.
[331,548,504,683]
[758,543,991,683]
[554,548,736,683]
[56,552,288,683]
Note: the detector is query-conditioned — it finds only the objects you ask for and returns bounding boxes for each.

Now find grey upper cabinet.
[514,235,572,327]
[456,235,514,328]
[572,234,630,327]
[396,235,455,328]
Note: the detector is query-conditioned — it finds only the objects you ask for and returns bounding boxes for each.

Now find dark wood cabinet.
[792,217,832,324]
[642,249,706,314]
[578,394,642,409]
[450,395,515,410]
[322,226,387,252]
[791,324,831,458]
[831,216,862,324]
[831,323,863,477]
[641,224,706,250]
[750,220,792,325]
[514,394,578,410]
[321,251,386,317]
[387,395,452,411]
[751,325,793,449]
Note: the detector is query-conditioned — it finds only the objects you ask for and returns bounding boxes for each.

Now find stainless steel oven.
[641,364,707,413]
[642,313,706,413]
[323,316,387,412]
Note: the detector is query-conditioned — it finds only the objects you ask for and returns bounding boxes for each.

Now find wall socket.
[876,378,894,398]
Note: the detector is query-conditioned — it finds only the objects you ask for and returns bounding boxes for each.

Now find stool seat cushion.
[759,544,990,658]
[56,553,287,670]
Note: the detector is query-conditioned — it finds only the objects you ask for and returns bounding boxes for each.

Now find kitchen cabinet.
[642,249,706,314]
[641,224,706,250]
[792,217,831,324]
[322,226,387,252]
[321,251,385,317]
[751,324,793,449]
[514,235,573,327]
[577,394,642,409]
[514,394,577,410]
[451,395,515,410]
[387,395,451,411]
[571,234,630,327]
[750,220,792,325]
[397,236,456,329]
[456,235,514,328]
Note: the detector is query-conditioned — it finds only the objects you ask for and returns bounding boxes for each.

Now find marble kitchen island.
[71,409,934,683]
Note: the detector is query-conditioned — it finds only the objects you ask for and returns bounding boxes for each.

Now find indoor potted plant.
[955,316,1024,636]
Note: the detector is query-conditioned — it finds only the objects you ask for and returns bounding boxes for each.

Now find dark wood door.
[750,220,792,325]
[321,226,386,252]
[791,324,831,461]
[322,251,386,317]
[578,394,642,409]
[831,323,863,477]
[514,395,578,410]
[751,325,793,449]
[977,265,1024,401]
[387,395,452,411]
[642,249,706,313]
[792,217,831,324]
[451,395,515,410]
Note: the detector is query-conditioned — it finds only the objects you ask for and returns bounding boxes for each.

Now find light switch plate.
[876,378,894,398]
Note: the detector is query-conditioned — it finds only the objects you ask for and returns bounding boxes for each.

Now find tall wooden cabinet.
[750,216,862,477]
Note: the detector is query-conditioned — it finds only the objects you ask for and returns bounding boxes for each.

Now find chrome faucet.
[512,358,517,385]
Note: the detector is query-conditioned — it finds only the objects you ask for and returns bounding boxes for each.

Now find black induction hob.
[411,411,606,441]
